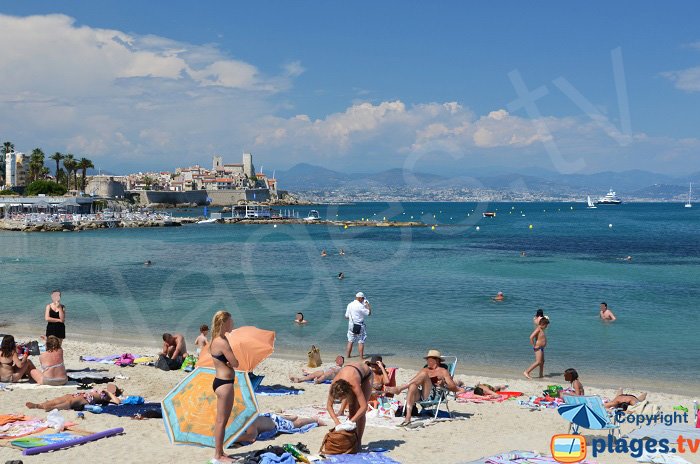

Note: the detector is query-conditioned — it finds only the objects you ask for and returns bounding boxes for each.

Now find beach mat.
[0,382,78,390]
[627,423,700,443]
[102,402,162,418]
[11,432,82,449]
[459,451,599,463]
[255,385,304,396]
[321,453,402,463]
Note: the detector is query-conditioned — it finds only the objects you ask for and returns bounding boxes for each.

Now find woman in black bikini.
[326,361,373,446]
[45,290,66,340]
[605,390,647,411]
[209,310,238,464]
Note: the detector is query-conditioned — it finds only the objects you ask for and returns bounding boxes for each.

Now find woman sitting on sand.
[326,361,373,445]
[26,384,122,411]
[34,336,67,386]
[604,390,647,411]
[560,368,584,396]
[0,335,39,383]
[367,356,391,401]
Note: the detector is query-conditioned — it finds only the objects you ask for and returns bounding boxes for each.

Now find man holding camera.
[345,292,371,359]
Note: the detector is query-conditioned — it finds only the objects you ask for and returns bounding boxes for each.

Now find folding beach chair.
[559,395,621,437]
[418,356,457,419]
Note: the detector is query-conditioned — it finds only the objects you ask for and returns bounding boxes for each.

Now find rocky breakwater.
[219,218,425,227]
[0,219,182,232]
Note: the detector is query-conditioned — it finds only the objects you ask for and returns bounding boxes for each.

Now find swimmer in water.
[338,272,344,280]
[144,260,152,266]
[321,250,327,257]
[493,291,504,302]
[599,302,616,321]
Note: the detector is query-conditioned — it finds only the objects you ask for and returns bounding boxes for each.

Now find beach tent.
[197,326,275,371]
[161,368,258,447]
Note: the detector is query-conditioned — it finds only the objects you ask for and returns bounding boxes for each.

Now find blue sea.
[1,202,698,388]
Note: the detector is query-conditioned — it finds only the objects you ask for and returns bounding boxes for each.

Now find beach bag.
[545,385,563,398]
[155,354,182,371]
[180,355,197,372]
[25,341,40,356]
[319,429,359,455]
[115,353,135,367]
[307,345,322,368]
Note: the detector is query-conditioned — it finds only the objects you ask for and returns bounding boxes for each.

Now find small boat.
[587,195,597,209]
[196,218,217,224]
[482,212,496,218]
[596,189,622,205]
[304,210,320,221]
[685,183,692,208]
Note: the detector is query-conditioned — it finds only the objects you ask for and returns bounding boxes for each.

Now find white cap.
[355,292,365,298]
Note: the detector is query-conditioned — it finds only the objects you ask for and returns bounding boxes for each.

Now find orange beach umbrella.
[197,326,275,372]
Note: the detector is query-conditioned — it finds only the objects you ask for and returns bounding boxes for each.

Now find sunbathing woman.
[290,355,344,383]
[0,335,40,383]
[26,384,122,411]
[326,361,373,446]
[236,413,325,444]
[473,383,507,399]
[604,390,647,411]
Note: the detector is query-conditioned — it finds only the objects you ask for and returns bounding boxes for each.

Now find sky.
[1,1,699,177]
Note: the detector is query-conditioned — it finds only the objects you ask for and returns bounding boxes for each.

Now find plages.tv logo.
[551,434,587,463]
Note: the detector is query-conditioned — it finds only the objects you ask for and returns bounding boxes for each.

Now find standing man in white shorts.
[345,291,371,359]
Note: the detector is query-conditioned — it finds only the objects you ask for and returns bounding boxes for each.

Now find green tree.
[25,180,67,196]
[29,148,46,182]
[49,152,64,180]
[62,154,75,189]
[78,157,94,191]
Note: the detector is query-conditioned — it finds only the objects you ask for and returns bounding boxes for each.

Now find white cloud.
[662,66,700,92]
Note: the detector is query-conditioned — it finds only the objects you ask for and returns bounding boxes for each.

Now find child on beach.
[524,317,549,379]
[194,325,209,356]
[561,368,584,396]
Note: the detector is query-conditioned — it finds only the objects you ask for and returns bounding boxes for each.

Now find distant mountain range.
[276,163,699,199]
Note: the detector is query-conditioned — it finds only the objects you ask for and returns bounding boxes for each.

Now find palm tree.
[29,148,45,182]
[50,152,64,181]
[62,154,75,189]
[78,157,94,191]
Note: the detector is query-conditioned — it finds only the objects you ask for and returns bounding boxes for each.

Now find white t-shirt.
[345,299,370,327]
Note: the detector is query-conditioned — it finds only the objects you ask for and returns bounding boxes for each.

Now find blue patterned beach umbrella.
[557,403,608,429]
[162,368,258,447]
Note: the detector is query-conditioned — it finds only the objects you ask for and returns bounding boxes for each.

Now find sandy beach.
[0,336,697,464]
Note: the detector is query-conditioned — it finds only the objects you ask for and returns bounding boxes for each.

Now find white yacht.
[304,210,320,221]
[685,183,692,208]
[596,189,622,205]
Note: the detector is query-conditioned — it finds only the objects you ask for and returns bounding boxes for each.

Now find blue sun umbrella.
[557,403,608,430]
[162,368,259,447]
